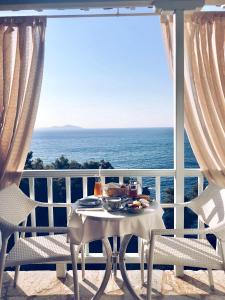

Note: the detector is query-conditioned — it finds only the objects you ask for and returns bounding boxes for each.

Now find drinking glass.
[94,177,103,197]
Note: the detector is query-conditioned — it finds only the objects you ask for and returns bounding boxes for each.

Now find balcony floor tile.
[1,270,225,299]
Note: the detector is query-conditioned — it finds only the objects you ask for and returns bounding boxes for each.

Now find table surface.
[72,199,160,220]
[69,198,164,244]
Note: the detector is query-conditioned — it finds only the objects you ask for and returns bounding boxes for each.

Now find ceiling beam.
[0,0,152,11]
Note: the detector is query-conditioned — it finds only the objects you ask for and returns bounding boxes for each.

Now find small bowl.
[107,197,122,211]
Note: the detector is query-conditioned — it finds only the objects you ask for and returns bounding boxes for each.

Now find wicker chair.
[0,184,82,297]
[145,183,225,300]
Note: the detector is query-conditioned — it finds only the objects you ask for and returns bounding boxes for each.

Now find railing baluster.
[112,176,119,275]
[47,177,54,235]
[198,175,204,238]
[82,177,89,256]
[198,175,204,195]
[100,176,105,184]
[100,176,108,257]
[82,176,88,197]
[119,176,123,184]
[155,176,161,203]
[137,176,142,194]
[65,177,71,222]
[29,178,36,237]
[137,176,143,258]
[58,177,71,279]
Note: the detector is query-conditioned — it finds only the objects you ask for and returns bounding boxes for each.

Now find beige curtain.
[0,18,46,189]
[161,13,225,187]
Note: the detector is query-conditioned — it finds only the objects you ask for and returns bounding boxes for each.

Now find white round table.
[68,200,165,300]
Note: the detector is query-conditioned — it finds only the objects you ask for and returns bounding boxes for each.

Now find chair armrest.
[17,226,68,234]
[160,202,191,209]
[35,202,73,208]
[151,227,213,236]
[0,216,68,237]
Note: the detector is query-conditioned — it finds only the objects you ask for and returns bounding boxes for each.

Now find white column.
[173,9,184,277]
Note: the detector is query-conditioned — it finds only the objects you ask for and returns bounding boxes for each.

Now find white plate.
[79,196,102,207]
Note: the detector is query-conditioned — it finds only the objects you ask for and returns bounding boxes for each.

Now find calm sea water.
[31,128,198,169]
[30,128,199,201]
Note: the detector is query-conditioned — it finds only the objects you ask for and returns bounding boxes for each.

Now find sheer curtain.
[0,18,46,189]
[161,13,225,187]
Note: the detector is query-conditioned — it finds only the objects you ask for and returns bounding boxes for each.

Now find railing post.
[153,0,204,278]
[66,177,71,221]
[29,178,36,237]
[173,9,185,277]
[155,176,161,203]
[198,175,205,239]
[82,177,90,257]
[119,176,123,185]
[47,177,54,234]
[48,177,67,279]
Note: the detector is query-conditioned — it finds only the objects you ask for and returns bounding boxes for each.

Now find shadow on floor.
[2,270,225,299]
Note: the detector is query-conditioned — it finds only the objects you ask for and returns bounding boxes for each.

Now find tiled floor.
[2,270,225,299]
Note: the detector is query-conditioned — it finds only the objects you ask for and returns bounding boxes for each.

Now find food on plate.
[139,198,150,208]
[126,198,150,210]
[137,194,150,201]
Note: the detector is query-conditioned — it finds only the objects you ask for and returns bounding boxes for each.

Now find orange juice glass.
[94,178,102,197]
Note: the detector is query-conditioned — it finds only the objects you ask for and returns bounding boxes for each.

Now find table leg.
[119,234,143,300]
[56,263,67,278]
[113,236,118,277]
[92,238,112,300]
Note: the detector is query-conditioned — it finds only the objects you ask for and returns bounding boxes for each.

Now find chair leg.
[147,234,155,300]
[13,266,20,288]
[208,269,214,290]
[140,240,145,286]
[81,244,85,281]
[0,237,9,297]
[70,243,79,300]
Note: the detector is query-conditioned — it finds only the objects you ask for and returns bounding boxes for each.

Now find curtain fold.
[0,18,46,189]
[161,13,225,187]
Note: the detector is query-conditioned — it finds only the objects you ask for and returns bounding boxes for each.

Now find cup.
[107,197,121,211]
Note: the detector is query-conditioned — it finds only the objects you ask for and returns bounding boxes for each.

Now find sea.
[30,127,200,202]
[31,127,198,168]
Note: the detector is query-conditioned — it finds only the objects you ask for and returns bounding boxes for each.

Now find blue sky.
[1,6,222,129]
[35,13,173,128]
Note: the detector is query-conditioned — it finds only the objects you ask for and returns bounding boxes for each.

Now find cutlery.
[76,207,105,211]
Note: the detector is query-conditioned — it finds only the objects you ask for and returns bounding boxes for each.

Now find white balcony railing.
[21,168,204,264]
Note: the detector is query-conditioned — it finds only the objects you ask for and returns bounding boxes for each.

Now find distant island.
[36,125,84,131]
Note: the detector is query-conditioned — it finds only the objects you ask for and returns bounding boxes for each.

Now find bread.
[104,183,128,197]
